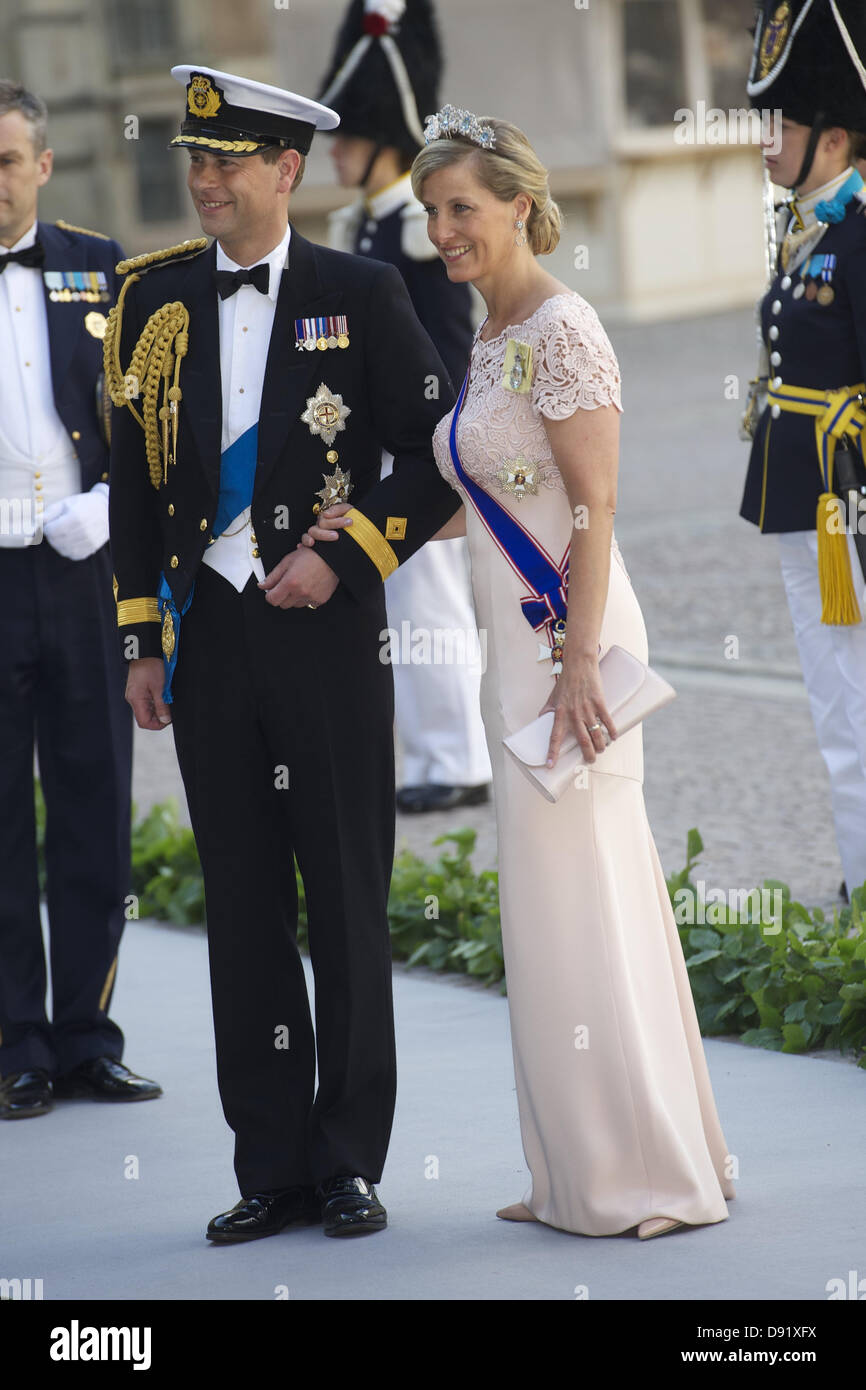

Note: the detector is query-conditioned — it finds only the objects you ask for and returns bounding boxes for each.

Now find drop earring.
[514,217,527,247]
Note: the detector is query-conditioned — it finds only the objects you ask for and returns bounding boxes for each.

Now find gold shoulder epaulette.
[55,218,111,241]
[115,238,208,277]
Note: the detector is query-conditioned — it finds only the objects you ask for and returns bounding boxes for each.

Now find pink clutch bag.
[502,645,676,803]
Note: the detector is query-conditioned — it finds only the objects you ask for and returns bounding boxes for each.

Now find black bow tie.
[0,241,45,274]
[214,263,270,300]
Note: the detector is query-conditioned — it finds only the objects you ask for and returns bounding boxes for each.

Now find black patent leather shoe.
[207,1187,320,1243]
[0,1069,53,1119]
[317,1175,387,1237]
[53,1056,162,1102]
[396,783,490,814]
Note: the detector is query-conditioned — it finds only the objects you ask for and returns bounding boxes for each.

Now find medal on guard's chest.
[301,383,351,447]
[497,455,539,501]
[314,464,353,512]
[537,619,566,675]
[501,339,533,394]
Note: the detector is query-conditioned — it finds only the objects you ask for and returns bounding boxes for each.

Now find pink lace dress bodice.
[432,291,627,574]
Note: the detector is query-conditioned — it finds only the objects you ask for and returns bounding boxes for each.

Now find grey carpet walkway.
[2,918,863,1302]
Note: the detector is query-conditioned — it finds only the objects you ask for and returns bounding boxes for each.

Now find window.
[134,119,183,224]
[700,0,757,112]
[623,0,688,128]
[107,0,176,69]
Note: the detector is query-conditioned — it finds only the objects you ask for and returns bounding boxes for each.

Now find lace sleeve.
[531,297,623,419]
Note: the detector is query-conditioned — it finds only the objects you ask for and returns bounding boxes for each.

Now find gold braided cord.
[170,134,263,153]
[115,238,208,277]
[55,218,111,240]
[103,294,190,488]
[103,273,143,428]
[101,239,206,491]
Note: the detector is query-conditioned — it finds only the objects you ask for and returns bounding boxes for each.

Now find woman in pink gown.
[304,111,736,1239]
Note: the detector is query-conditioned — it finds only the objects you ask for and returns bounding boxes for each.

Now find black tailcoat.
[107,225,460,1193]
[109,228,461,657]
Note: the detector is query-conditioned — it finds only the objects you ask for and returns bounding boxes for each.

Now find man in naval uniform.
[741,1,866,902]
[317,0,491,814]
[0,81,161,1120]
[107,65,461,1240]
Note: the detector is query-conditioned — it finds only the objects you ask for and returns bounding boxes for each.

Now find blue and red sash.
[448,367,569,643]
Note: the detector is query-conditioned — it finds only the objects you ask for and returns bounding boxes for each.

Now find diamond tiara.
[423,104,496,150]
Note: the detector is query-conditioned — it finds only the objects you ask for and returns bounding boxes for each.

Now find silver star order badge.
[315,464,353,512]
[497,456,539,502]
[537,619,566,674]
[301,383,351,448]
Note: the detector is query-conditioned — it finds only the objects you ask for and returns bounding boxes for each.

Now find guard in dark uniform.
[318,0,491,813]
[0,81,161,1119]
[740,2,866,900]
[107,65,461,1240]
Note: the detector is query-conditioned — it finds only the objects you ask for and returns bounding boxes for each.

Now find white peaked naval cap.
[169,64,340,156]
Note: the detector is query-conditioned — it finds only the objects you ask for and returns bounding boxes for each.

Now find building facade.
[2,0,765,322]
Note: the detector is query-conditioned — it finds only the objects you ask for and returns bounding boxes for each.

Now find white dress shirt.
[0,220,80,546]
[202,222,292,592]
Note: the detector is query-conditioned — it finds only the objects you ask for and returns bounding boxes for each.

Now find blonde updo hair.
[410,117,561,256]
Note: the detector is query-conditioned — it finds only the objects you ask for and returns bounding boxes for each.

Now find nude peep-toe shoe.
[637,1217,684,1240]
[496,1202,539,1222]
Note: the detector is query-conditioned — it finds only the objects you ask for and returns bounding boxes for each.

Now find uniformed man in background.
[318,0,491,814]
[741,2,866,902]
[0,81,161,1119]
[107,65,461,1240]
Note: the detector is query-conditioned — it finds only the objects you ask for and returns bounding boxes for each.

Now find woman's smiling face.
[420,154,530,282]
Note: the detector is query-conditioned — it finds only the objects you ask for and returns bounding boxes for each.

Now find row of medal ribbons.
[43,270,111,303]
[294,315,350,351]
[791,253,837,304]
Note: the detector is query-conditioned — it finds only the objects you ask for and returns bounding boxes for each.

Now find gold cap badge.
[759,4,791,79]
[188,74,222,120]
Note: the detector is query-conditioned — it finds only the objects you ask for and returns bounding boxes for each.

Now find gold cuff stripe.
[344,507,399,581]
[170,134,264,153]
[117,598,160,626]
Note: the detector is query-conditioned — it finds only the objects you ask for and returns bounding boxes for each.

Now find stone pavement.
[3,918,865,1302]
[131,308,850,910]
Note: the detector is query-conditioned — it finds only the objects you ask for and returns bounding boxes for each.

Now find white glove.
[42,482,110,560]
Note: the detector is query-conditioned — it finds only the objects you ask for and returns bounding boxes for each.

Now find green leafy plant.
[666,829,866,1067]
[388,828,504,988]
[31,781,866,1064]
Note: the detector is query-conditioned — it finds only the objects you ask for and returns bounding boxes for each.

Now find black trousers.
[170,563,397,1196]
[0,541,132,1079]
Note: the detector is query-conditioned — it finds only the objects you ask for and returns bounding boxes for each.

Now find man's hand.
[126,657,172,731]
[258,545,340,609]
